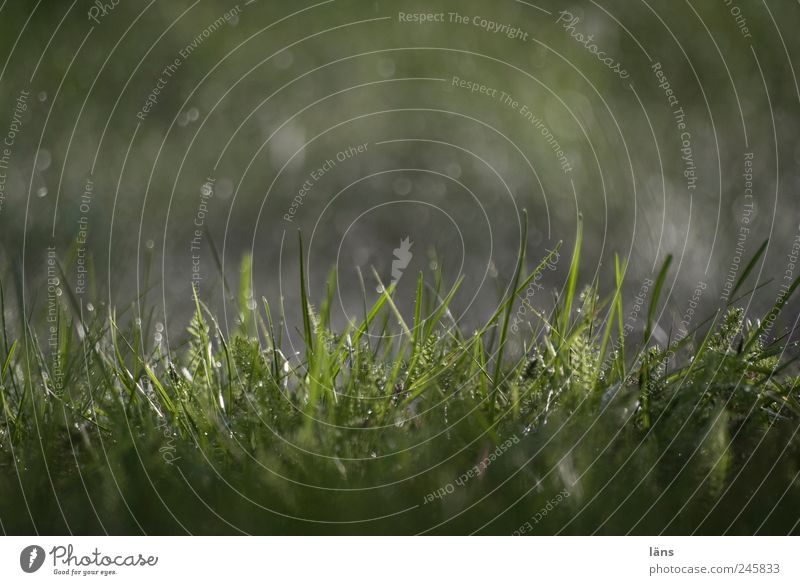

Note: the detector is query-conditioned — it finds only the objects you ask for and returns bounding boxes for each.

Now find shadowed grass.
[0,228,799,535]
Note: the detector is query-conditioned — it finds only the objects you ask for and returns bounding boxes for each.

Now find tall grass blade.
[559,217,583,336]
[490,210,529,418]
[729,239,768,302]
[297,231,314,355]
[644,254,672,344]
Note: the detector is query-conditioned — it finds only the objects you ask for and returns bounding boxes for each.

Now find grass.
[1,223,799,535]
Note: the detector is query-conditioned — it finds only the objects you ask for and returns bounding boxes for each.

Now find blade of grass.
[371,268,412,342]
[489,210,529,419]
[238,253,254,337]
[145,365,176,418]
[598,254,623,368]
[744,274,800,352]
[262,298,282,382]
[729,239,768,302]
[1,339,16,382]
[559,217,583,336]
[297,231,315,356]
[644,254,672,344]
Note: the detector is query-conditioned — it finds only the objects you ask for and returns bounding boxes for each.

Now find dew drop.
[216,177,234,199]
[36,149,52,171]
[393,177,412,196]
[446,162,462,179]
[274,50,293,69]
[377,58,395,78]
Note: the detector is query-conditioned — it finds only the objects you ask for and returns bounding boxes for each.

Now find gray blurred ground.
[0,0,798,345]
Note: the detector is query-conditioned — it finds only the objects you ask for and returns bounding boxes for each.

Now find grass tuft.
[0,234,798,535]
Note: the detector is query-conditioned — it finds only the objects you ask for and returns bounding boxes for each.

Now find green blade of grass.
[262,298,282,382]
[145,365,176,418]
[613,254,626,379]
[489,210,529,419]
[411,271,424,355]
[476,244,563,339]
[598,254,623,369]
[559,217,583,336]
[319,267,337,330]
[729,239,768,302]
[297,231,315,356]
[371,268,412,342]
[1,339,16,382]
[422,275,465,342]
[744,273,800,351]
[238,253,254,337]
[352,286,390,347]
[644,254,672,344]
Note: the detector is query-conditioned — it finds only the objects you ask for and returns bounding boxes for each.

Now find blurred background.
[0,0,798,349]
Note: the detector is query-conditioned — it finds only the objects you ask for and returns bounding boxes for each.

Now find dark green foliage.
[1,239,799,535]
